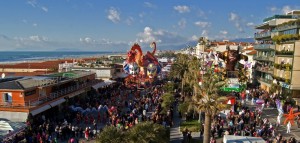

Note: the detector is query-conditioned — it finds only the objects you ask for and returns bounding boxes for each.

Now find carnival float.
[123,42,162,88]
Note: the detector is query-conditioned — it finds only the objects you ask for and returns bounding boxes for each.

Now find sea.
[0,51,125,64]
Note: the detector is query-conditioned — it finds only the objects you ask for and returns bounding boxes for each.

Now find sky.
[0,0,299,52]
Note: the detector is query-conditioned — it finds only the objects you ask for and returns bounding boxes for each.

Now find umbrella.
[256,99,264,104]
[92,107,97,113]
[85,108,91,113]
[98,105,103,111]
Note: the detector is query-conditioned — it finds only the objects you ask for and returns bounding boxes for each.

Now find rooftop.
[0,71,94,90]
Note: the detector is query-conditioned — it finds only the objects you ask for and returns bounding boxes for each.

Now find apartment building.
[254,10,300,98]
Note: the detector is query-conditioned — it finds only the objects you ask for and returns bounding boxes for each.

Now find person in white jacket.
[287,121,291,133]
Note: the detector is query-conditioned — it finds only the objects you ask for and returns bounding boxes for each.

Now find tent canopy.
[92,80,116,89]
[223,135,265,143]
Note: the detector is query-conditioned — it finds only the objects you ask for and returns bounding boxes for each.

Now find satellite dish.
[1,73,5,78]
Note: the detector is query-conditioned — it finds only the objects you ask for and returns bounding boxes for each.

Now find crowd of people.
[2,80,175,143]
[203,88,300,143]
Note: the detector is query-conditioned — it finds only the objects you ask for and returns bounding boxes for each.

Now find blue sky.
[0,0,299,51]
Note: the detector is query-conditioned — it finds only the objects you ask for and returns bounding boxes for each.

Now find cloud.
[268,5,300,14]
[33,23,38,27]
[27,0,48,12]
[194,21,211,28]
[220,30,228,35]
[107,7,120,23]
[269,6,279,12]
[136,26,187,45]
[246,22,254,27]
[174,5,190,13]
[80,37,95,44]
[27,0,37,7]
[229,12,244,33]
[29,35,48,42]
[178,18,186,29]
[190,35,199,41]
[125,17,134,25]
[201,30,209,37]
[144,2,156,8]
[139,12,145,18]
[282,6,292,14]
[0,34,130,51]
[41,6,48,12]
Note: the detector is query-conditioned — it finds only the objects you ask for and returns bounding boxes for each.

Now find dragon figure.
[125,42,160,75]
[123,42,161,87]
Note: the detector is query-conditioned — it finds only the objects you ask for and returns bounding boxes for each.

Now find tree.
[96,126,126,143]
[191,68,229,143]
[96,122,169,143]
[169,54,190,96]
[161,92,175,114]
[127,122,169,143]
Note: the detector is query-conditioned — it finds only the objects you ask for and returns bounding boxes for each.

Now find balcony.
[254,31,271,39]
[274,63,293,71]
[275,19,300,32]
[273,75,291,84]
[255,66,274,74]
[253,55,274,62]
[0,80,97,108]
[254,44,275,50]
[275,50,294,56]
[257,77,273,84]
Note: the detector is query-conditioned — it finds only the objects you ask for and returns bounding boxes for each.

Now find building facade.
[0,71,96,122]
[254,10,300,98]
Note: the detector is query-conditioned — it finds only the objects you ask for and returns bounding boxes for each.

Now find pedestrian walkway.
[169,106,201,143]
[170,106,183,143]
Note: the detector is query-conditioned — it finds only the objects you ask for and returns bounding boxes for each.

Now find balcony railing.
[257,77,273,84]
[255,66,273,73]
[0,80,98,108]
[254,31,271,39]
[254,44,275,50]
[275,22,300,32]
[254,56,274,62]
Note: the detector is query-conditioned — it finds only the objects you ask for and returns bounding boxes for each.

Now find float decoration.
[123,42,162,88]
[283,109,300,125]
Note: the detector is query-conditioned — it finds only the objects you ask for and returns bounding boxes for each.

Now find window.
[2,92,12,103]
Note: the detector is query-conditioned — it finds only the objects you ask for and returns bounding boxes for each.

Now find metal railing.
[254,31,271,39]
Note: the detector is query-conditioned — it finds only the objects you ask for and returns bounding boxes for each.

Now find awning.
[104,80,116,84]
[30,105,51,116]
[92,82,107,89]
[49,98,66,107]
[92,80,116,89]
[116,73,129,78]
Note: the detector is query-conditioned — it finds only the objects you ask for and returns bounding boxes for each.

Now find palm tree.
[127,122,169,143]
[169,53,189,80]
[169,54,190,95]
[191,68,229,143]
[96,126,126,143]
